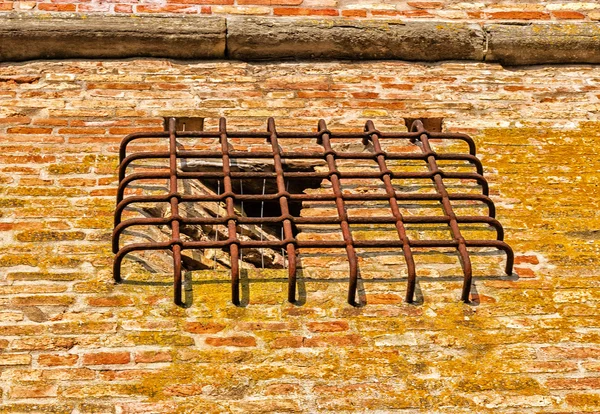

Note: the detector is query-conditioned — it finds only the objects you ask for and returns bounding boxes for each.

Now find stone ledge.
[485,23,600,65]
[227,17,485,61]
[0,14,599,65]
[0,14,227,61]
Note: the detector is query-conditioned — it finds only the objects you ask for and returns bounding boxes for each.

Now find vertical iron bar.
[412,121,473,303]
[168,118,183,306]
[240,179,243,263]
[219,117,241,305]
[317,119,360,306]
[267,118,297,304]
[260,178,265,269]
[213,179,220,269]
[364,120,418,303]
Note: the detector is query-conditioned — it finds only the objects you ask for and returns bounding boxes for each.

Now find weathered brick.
[82,352,130,365]
[10,384,57,398]
[307,321,349,332]
[547,377,600,390]
[488,11,551,20]
[514,255,540,265]
[273,7,338,16]
[134,351,172,363]
[205,336,257,347]
[163,384,205,396]
[10,337,75,351]
[0,354,32,366]
[183,321,226,334]
[38,354,79,367]
[87,296,134,307]
[10,295,75,306]
[7,126,53,134]
[37,3,75,11]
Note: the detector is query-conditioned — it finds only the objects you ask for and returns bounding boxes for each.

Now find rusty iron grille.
[113,118,514,306]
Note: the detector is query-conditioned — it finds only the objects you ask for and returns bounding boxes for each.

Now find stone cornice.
[1,14,599,65]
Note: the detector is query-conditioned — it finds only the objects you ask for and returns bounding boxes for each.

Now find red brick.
[136,4,198,13]
[33,118,69,126]
[271,336,303,349]
[134,351,172,363]
[407,1,443,8]
[183,321,226,334]
[297,91,345,98]
[516,267,536,278]
[7,127,53,134]
[59,178,97,187]
[547,378,600,390]
[265,383,301,395]
[38,3,76,11]
[238,0,302,4]
[10,384,56,399]
[205,336,256,347]
[469,293,497,304]
[164,384,204,396]
[11,295,75,306]
[108,126,162,135]
[90,188,117,196]
[351,92,379,99]
[57,127,106,135]
[0,354,32,366]
[366,293,403,304]
[77,3,110,12]
[273,7,338,16]
[237,322,290,331]
[488,11,550,20]
[552,11,585,19]
[341,9,367,18]
[43,368,97,381]
[87,296,134,307]
[82,352,130,365]
[514,255,540,265]
[540,347,600,359]
[0,116,31,124]
[38,354,78,367]
[167,0,232,3]
[86,83,151,91]
[382,83,414,90]
[399,10,433,17]
[307,321,349,333]
[304,334,363,347]
[114,4,133,13]
[564,393,600,408]
[371,10,402,17]
[0,2,13,11]
[10,337,75,351]
[0,75,39,83]
[99,369,155,381]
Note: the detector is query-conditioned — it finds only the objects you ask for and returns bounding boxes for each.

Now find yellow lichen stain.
[79,121,600,410]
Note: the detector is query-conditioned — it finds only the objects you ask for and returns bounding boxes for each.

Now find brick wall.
[0,60,599,412]
[2,0,600,20]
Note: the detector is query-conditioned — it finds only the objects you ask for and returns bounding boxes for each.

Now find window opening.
[113,118,513,306]
[404,117,443,132]
[163,117,204,132]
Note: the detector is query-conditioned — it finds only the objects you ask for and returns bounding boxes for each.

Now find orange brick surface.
[0,59,599,412]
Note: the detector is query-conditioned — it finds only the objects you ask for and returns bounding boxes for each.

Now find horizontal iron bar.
[118,151,484,181]
[120,130,475,161]
[114,191,497,226]
[112,214,505,253]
